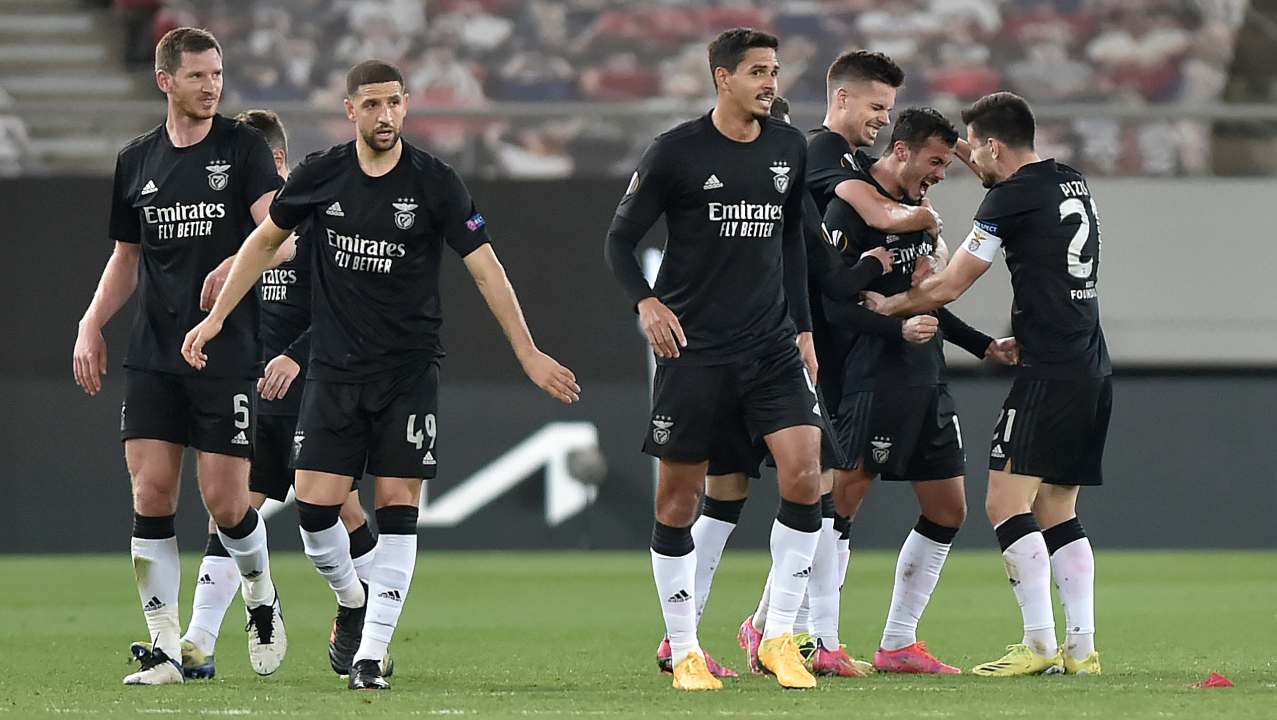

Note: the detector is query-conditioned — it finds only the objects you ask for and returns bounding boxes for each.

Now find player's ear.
[343,97,356,122]
[155,69,170,94]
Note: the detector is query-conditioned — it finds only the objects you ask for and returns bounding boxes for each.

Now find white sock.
[763,515,820,641]
[1052,537,1096,660]
[132,536,182,660]
[794,593,812,634]
[690,514,736,627]
[652,548,701,665]
[217,508,275,607]
[301,520,365,608]
[183,553,239,654]
[837,537,851,590]
[999,521,1058,657]
[353,533,417,664]
[351,543,377,585]
[752,571,771,633]
[881,529,952,650]
[808,517,841,649]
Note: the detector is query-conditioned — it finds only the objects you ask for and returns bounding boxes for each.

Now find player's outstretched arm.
[463,244,580,404]
[836,180,942,237]
[182,216,292,369]
[866,244,992,317]
[73,241,139,396]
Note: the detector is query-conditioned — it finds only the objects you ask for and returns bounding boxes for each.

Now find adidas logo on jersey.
[377,589,402,602]
[703,174,723,190]
[325,201,345,217]
[792,566,811,579]
[666,589,692,603]
[143,596,165,612]
[196,574,213,586]
[140,180,158,195]
[231,430,249,446]
[991,444,1005,459]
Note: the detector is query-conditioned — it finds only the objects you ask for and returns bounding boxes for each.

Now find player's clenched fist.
[638,297,687,360]
[901,315,939,344]
[181,316,224,369]
[519,349,580,404]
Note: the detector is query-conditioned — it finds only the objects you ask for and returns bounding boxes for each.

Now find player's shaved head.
[346,60,405,97]
[707,27,779,83]
[962,92,1036,150]
[890,108,958,150]
[826,50,903,93]
[155,27,221,74]
[235,109,287,154]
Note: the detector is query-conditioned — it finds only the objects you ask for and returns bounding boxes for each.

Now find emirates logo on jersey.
[392,198,417,230]
[205,162,230,191]
[770,161,791,193]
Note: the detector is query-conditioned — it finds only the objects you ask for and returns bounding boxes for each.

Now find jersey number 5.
[1060,198,1099,280]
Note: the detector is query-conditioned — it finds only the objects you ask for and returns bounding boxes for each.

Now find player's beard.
[362,125,400,152]
[178,91,219,121]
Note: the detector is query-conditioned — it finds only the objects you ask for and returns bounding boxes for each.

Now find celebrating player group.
[73,23,1107,692]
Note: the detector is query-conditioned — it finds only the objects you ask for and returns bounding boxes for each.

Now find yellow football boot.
[759,633,817,688]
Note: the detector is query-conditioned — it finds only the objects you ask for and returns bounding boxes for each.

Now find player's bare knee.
[132,476,179,516]
[339,493,367,530]
[705,473,748,501]
[656,483,702,527]
[374,478,422,509]
[778,463,822,505]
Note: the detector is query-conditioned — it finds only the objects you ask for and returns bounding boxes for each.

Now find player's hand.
[73,322,108,396]
[519,349,580,404]
[182,316,224,369]
[920,198,943,239]
[861,246,893,274]
[258,354,301,400]
[901,315,939,344]
[200,257,233,311]
[638,297,687,359]
[797,331,818,384]
[985,336,1019,365]
[913,255,937,284]
[861,290,887,314]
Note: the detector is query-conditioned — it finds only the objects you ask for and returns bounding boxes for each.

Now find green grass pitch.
[0,550,1272,718]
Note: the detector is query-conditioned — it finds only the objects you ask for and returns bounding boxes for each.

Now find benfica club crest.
[392,198,417,230]
[651,415,674,445]
[205,162,230,191]
[870,436,893,464]
[770,161,791,193]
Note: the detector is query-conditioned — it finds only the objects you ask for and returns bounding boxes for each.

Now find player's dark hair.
[961,92,1035,150]
[235,109,287,154]
[346,60,405,97]
[826,50,904,91]
[154,27,222,74]
[890,107,958,150]
[707,27,779,85]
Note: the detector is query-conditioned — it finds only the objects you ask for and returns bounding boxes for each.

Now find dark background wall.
[2,178,1274,552]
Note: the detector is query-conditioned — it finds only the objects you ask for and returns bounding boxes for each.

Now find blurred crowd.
[105,0,1249,177]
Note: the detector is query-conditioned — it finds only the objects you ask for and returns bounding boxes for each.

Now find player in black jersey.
[148,109,378,682]
[72,28,286,686]
[866,92,1110,677]
[821,108,1017,675]
[182,60,578,691]
[606,28,839,691]
[669,91,899,679]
